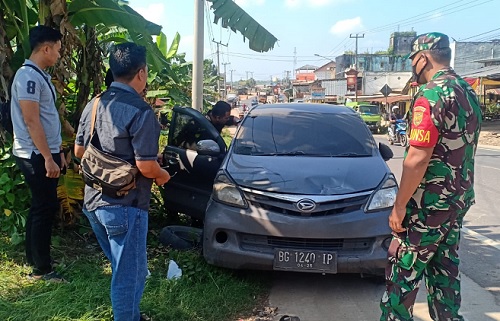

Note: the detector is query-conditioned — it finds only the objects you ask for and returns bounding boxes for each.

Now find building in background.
[314,61,336,80]
[389,31,417,56]
[295,64,317,81]
[452,40,500,75]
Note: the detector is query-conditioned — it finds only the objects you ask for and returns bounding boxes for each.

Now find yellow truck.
[346,102,383,133]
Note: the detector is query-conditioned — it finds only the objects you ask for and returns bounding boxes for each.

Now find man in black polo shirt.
[205,100,240,133]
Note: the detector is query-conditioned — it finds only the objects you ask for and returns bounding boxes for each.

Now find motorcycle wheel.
[400,134,408,147]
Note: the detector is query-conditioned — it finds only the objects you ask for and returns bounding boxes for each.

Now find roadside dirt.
[479,120,500,147]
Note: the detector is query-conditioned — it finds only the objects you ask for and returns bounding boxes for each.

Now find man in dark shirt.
[206,100,240,133]
[75,43,170,321]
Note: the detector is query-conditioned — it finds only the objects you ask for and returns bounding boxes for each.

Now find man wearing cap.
[380,32,482,321]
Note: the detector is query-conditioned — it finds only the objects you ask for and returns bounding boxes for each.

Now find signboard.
[311,87,326,100]
[380,84,392,97]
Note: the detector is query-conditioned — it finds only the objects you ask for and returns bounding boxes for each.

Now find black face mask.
[411,56,426,84]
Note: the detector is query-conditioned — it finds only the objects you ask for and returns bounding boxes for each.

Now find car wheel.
[159,225,203,250]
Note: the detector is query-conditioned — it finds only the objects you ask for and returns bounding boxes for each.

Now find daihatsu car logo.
[296,199,316,213]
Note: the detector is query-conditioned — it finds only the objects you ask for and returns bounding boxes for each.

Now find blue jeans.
[15,152,61,275]
[83,206,148,321]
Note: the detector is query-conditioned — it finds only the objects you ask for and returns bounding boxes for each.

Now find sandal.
[28,271,68,283]
[140,313,152,321]
[279,315,300,321]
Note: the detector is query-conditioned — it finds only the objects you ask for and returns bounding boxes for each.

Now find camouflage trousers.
[380,208,468,321]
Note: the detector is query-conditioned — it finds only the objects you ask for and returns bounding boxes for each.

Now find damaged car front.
[203,103,396,275]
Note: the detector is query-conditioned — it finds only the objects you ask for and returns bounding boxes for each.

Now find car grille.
[240,233,374,254]
[242,190,370,217]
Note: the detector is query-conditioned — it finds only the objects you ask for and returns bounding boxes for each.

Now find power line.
[458,27,500,41]
[360,0,469,34]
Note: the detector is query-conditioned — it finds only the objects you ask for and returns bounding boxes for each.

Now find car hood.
[226,154,388,195]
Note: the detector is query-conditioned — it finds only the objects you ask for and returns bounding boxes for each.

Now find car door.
[162,106,227,220]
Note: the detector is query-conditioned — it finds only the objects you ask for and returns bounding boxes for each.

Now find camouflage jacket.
[406,67,482,211]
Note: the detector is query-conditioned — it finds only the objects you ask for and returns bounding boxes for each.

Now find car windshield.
[358,105,379,115]
[233,112,374,156]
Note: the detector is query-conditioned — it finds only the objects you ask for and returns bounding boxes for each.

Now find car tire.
[159,225,203,250]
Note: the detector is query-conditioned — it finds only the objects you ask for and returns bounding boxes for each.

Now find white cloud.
[309,0,332,6]
[134,3,165,27]
[430,12,443,20]
[330,17,363,35]
[235,0,266,7]
[285,0,301,8]
[285,0,344,8]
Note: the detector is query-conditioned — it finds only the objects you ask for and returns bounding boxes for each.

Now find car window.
[234,112,374,156]
[358,105,379,114]
[170,113,213,150]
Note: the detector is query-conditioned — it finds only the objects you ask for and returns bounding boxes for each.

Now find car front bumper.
[203,199,392,275]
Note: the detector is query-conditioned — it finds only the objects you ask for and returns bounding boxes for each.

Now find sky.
[129,0,500,81]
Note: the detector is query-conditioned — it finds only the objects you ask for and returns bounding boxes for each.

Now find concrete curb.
[478,144,500,151]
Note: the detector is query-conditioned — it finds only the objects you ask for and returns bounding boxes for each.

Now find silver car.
[202,103,396,275]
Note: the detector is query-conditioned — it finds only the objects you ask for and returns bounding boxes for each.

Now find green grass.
[0,227,271,321]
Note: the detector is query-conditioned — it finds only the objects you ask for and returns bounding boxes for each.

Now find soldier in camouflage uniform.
[379,32,482,321]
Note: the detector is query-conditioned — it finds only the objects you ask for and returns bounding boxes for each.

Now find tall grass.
[0,229,270,321]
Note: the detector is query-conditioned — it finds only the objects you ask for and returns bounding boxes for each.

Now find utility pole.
[246,71,250,80]
[229,69,235,91]
[350,33,364,102]
[212,39,228,99]
[192,0,204,111]
[293,47,297,79]
[222,62,230,99]
[285,70,291,87]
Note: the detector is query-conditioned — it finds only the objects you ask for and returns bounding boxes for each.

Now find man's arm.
[389,146,433,232]
[136,160,170,186]
[19,100,60,178]
[74,144,85,159]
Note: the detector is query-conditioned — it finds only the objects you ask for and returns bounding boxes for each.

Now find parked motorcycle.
[387,119,408,147]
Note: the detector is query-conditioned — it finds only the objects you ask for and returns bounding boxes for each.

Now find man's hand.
[154,169,171,187]
[45,157,61,178]
[60,151,68,174]
[389,205,407,233]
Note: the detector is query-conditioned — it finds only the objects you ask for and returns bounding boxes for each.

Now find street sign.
[380,84,392,97]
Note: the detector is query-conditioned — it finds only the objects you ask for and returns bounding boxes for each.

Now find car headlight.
[365,175,398,212]
[212,173,247,208]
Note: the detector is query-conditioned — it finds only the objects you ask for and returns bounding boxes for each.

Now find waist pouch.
[81,143,139,198]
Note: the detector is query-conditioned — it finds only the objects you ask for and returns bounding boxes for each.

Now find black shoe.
[27,271,68,283]
[140,313,152,321]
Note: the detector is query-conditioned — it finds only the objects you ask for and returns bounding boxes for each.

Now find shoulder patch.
[409,97,439,148]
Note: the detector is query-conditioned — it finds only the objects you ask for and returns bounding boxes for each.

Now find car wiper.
[252,151,307,156]
[332,152,371,157]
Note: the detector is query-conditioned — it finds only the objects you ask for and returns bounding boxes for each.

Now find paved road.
[268,135,500,321]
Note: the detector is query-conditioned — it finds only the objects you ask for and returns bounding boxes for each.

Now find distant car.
[295,99,304,103]
[162,104,396,276]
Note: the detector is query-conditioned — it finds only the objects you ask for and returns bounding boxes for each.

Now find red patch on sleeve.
[409,97,439,147]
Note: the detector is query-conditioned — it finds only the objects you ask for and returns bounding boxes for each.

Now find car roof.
[250,103,357,116]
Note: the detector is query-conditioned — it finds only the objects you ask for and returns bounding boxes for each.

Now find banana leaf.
[156,32,181,59]
[68,0,168,72]
[207,0,278,53]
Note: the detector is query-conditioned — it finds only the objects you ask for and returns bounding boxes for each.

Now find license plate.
[273,249,337,273]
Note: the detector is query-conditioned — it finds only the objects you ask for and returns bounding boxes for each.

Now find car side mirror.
[379,142,393,161]
[196,140,221,156]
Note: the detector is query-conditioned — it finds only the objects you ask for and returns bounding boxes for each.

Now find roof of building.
[296,64,318,71]
[473,57,500,63]
[461,65,500,79]
[314,61,336,72]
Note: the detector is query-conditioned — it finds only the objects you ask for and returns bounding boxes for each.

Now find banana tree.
[191,0,278,110]
[207,0,278,52]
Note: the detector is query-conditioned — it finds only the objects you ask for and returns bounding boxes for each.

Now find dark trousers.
[15,152,61,275]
